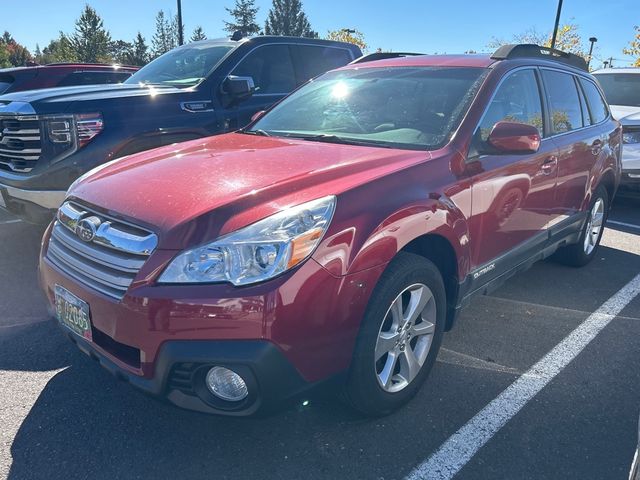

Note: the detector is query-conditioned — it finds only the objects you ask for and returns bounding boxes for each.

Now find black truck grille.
[0,115,42,173]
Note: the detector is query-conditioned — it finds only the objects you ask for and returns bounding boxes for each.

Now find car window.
[594,73,640,107]
[541,70,584,134]
[58,71,132,87]
[292,45,353,83]
[232,44,296,95]
[579,78,609,124]
[478,69,543,141]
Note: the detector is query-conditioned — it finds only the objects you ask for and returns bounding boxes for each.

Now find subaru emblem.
[75,216,101,242]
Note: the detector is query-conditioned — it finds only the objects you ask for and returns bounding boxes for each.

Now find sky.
[3,0,638,69]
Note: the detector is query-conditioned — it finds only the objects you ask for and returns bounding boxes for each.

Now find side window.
[541,70,584,134]
[579,78,609,124]
[292,45,353,83]
[478,69,543,141]
[58,71,131,87]
[232,45,296,95]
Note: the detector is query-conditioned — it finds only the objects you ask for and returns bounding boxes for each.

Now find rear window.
[541,70,583,134]
[578,78,609,124]
[292,45,353,82]
[58,71,132,87]
[0,75,13,94]
[594,73,640,107]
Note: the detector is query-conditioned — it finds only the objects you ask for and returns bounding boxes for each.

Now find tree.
[190,26,207,42]
[70,5,112,63]
[224,0,260,36]
[128,32,149,66]
[623,25,640,67]
[326,29,367,52]
[110,40,133,64]
[152,10,180,58]
[39,33,77,64]
[0,31,32,67]
[488,23,587,59]
[264,0,317,38]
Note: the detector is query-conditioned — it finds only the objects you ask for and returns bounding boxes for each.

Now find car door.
[541,69,602,221]
[225,44,297,130]
[468,68,560,269]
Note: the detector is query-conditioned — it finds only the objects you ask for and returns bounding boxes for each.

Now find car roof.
[0,63,138,73]
[340,54,496,70]
[184,35,362,51]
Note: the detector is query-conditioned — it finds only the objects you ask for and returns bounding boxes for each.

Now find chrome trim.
[2,185,66,210]
[57,201,158,256]
[180,101,214,113]
[0,102,37,116]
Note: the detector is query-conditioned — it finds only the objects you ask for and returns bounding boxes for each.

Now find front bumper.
[39,225,385,415]
[0,184,65,223]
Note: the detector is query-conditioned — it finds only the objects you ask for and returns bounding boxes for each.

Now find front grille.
[0,115,41,173]
[46,201,158,300]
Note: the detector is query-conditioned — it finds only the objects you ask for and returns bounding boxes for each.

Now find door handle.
[591,139,602,156]
[540,156,557,175]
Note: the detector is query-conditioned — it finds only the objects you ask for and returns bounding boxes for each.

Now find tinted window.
[541,70,583,133]
[232,45,296,94]
[293,45,353,82]
[478,69,543,141]
[594,73,640,107]
[126,44,233,87]
[579,78,609,124]
[250,67,487,150]
[58,71,131,87]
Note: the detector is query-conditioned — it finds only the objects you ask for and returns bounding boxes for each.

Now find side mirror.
[251,110,266,123]
[486,121,541,154]
[223,75,255,99]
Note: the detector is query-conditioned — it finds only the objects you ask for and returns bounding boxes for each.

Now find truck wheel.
[554,185,609,267]
[343,252,446,416]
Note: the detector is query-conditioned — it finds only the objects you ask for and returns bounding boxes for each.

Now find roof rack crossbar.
[491,44,588,71]
[350,52,424,65]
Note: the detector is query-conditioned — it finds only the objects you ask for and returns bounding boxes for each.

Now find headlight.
[623,130,640,144]
[159,196,336,286]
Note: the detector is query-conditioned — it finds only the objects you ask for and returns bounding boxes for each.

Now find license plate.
[55,285,92,341]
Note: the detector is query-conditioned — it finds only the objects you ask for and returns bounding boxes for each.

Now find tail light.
[76,113,103,148]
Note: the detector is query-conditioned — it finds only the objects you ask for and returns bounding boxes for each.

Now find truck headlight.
[623,130,640,144]
[158,196,336,286]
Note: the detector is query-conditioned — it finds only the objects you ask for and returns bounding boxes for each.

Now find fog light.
[205,366,248,401]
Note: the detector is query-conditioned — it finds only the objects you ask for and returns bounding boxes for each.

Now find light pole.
[177,0,184,46]
[587,37,597,69]
[550,0,563,49]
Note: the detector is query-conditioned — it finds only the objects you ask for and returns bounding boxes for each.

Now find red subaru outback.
[39,44,621,416]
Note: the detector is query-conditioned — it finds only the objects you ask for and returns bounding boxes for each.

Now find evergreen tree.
[40,33,77,64]
[128,32,149,66]
[264,0,317,38]
[110,40,133,64]
[224,0,260,36]
[152,10,180,58]
[70,5,112,62]
[190,26,207,42]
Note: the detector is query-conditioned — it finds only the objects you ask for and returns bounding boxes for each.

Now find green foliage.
[38,33,77,64]
[224,0,260,36]
[326,29,367,52]
[0,30,32,67]
[190,26,207,42]
[70,5,112,63]
[264,0,317,38]
[128,33,150,66]
[152,10,181,58]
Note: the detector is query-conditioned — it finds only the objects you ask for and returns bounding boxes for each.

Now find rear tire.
[343,252,446,416]
[553,185,608,267]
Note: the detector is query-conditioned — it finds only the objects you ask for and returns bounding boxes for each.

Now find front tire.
[554,185,608,267]
[344,252,446,416]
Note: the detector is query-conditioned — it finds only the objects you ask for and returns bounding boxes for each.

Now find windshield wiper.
[281,133,393,148]
[241,129,271,137]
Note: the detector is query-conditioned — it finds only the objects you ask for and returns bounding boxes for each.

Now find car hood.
[610,105,640,125]
[69,133,429,249]
[0,83,184,109]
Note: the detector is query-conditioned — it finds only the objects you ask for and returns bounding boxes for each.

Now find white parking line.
[0,219,21,225]
[608,220,640,231]
[406,273,640,480]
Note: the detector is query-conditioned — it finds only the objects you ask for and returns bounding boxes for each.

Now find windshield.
[594,73,640,107]
[125,44,234,88]
[248,66,487,150]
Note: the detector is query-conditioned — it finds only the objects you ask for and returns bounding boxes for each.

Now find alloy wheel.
[583,197,605,255]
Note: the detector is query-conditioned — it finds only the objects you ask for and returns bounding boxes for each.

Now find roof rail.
[350,52,424,65]
[491,44,588,72]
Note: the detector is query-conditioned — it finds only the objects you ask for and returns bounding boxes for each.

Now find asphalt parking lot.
[0,198,639,480]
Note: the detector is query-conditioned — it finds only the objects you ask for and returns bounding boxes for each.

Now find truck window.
[291,45,353,83]
[58,71,132,87]
[232,45,296,95]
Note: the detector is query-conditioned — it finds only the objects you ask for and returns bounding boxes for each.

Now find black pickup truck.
[0,35,361,222]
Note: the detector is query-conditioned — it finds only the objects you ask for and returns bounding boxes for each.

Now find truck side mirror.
[223,75,256,99]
